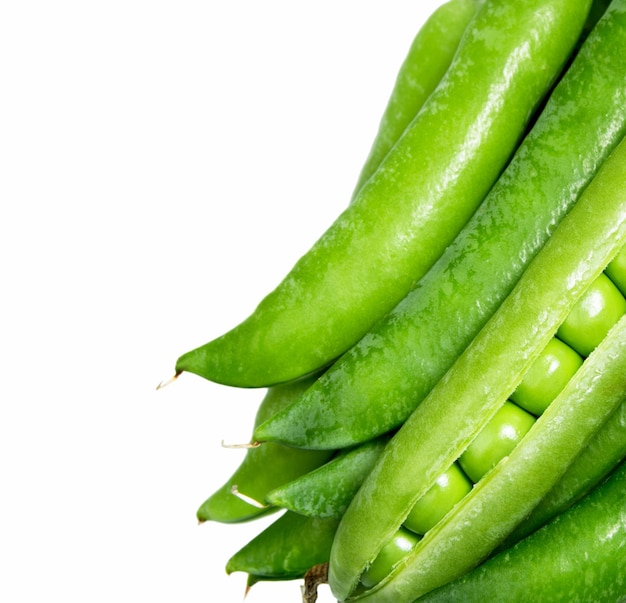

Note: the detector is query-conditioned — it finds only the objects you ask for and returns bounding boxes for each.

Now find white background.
[2,1,444,601]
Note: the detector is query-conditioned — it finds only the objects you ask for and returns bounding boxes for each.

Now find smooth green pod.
[225,510,339,582]
[328,133,626,601]
[416,460,626,603]
[255,0,625,449]
[351,0,479,199]
[196,375,332,523]
[175,0,589,388]
[266,436,389,519]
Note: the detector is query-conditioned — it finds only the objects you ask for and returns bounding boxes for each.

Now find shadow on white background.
[2,1,444,601]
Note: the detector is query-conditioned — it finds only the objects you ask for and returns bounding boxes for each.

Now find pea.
[404,463,472,535]
[556,272,626,356]
[459,402,536,483]
[359,528,420,589]
[509,337,583,416]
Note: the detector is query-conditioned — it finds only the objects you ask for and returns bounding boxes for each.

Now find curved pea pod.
[266,436,390,519]
[225,511,339,583]
[328,134,626,602]
[415,460,626,603]
[502,396,626,548]
[350,0,479,199]
[174,0,590,388]
[254,0,626,449]
[196,375,333,523]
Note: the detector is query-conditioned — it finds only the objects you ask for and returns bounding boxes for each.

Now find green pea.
[360,528,420,589]
[509,337,583,416]
[404,463,472,535]
[459,402,536,483]
[556,272,626,356]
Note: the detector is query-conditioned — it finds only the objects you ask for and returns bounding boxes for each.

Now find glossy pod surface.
[255,0,626,448]
[225,510,339,582]
[266,436,390,519]
[503,396,626,548]
[196,376,332,523]
[416,459,626,603]
[350,0,479,199]
[175,0,589,388]
[328,132,626,602]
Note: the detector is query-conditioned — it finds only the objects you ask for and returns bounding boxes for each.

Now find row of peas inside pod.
[166,0,626,601]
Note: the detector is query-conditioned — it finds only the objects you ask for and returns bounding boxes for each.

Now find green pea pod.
[350,0,479,199]
[174,0,590,388]
[415,459,626,603]
[225,510,339,582]
[502,396,626,548]
[328,133,626,601]
[196,375,332,523]
[266,436,390,519]
[606,242,626,295]
[255,0,626,449]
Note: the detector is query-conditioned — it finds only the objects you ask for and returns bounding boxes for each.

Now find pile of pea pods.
[169,0,626,601]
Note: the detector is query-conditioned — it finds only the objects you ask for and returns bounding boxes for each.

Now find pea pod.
[174,0,590,388]
[254,0,626,448]
[225,510,339,583]
[266,436,390,519]
[350,0,479,199]
[606,242,626,295]
[415,459,626,603]
[328,133,626,601]
[196,375,332,523]
[502,396,626,548]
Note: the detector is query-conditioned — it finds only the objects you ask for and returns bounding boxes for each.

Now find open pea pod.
[501,393,626,548]
[415,459,626,603]
[328,133,626,602]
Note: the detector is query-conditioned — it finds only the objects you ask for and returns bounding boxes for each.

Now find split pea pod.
[415,459,626,603]
[254,0,626,449]
[350,0,479,199]
[328,133,626,602]
[502,394,626,548]
[196,375,332,523]
[174,0,589,388]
